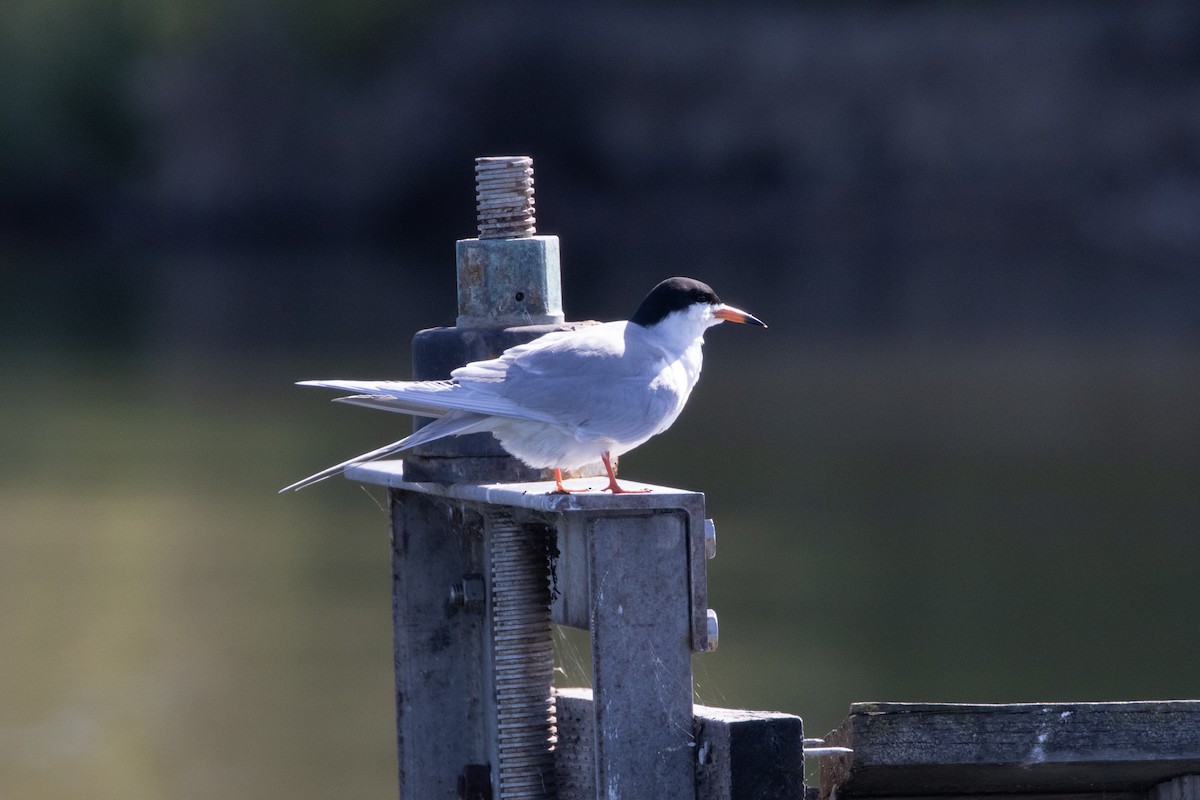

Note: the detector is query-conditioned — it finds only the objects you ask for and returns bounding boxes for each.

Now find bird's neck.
[641,309,712,361]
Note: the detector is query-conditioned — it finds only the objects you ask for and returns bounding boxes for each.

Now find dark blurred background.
[3,0,1199,797]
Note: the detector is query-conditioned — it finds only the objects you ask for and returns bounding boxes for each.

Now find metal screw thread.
[476,156,536,239]
[488,510,557,799]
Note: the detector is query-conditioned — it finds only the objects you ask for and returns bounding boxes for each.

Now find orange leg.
[601,452,649,494]
[553,468,589,494]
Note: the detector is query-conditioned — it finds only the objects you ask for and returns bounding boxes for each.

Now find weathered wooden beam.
[821,702,1200,799]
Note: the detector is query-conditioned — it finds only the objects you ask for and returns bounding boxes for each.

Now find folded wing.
[297,378,562,424]
[278,409,493,492]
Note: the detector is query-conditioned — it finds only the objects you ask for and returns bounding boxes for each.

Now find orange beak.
[714,304,767,328]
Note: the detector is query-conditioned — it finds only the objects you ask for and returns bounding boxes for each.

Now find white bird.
[281,277,765,494]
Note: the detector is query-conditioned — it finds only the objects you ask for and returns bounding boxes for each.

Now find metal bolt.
[456,156,563,328]
[475,156,535,240]
[450,573,486,614]
[705,608,719,652]
[803,737,854,758]
[704,518,717,560]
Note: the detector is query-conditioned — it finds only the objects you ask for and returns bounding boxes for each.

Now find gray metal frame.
[351,461,712,799]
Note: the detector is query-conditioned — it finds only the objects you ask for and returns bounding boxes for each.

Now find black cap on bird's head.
[630,277,766,329]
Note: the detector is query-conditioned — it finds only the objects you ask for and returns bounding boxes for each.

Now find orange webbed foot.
[599,452,651,494]
[551,468,590,494]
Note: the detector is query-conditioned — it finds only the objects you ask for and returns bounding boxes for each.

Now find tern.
[281,276,766,494]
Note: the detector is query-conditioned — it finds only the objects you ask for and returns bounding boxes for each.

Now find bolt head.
[450,573,486,615]
[705,608,719,652]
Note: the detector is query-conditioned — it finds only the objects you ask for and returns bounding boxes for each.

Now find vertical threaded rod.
[488,509,557,799]
[476,156,536,239]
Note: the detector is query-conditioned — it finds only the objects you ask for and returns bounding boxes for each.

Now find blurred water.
[0,354,398,799]
[3,257,1199,798]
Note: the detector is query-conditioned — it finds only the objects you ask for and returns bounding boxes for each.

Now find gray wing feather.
[298,378,560,424]
[332,395,451,417]
[279,411,491,492]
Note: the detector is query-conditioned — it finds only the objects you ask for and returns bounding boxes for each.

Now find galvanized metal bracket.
[350,461,712,652]
[351,461,713,799]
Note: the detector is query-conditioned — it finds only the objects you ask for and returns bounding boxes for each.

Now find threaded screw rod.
[487,509,557,799]
[476,156,536,239]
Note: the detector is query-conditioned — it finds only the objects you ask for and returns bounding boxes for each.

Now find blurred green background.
[3,1,1199,798]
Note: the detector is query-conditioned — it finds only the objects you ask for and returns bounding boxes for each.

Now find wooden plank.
[821,701,1200,799]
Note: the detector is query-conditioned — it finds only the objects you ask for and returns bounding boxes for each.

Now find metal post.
[388,488,487,798]
[354,155,799,800]
[352,466,715,799]
[386,156,583,800]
